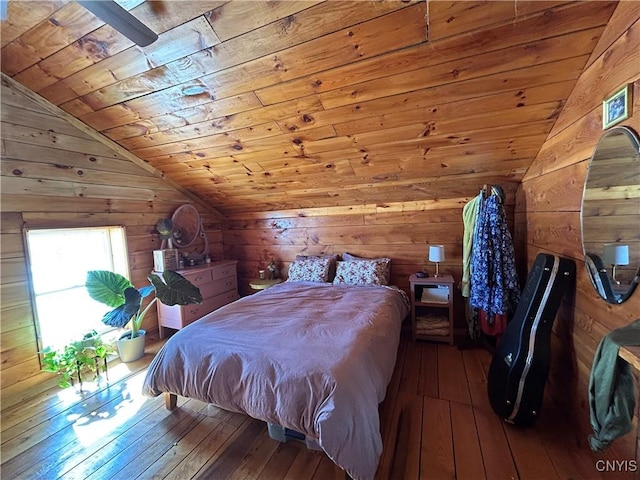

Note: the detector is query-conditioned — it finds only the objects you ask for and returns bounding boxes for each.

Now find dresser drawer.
[157,260,238,338]
[158,289,240,328]
[182,293,233,326]
[196,275,237,300]
[210,274,237,295]
[211,262,236,281]
[157,302,208,328]
[181,268,213,287]
[209,289,240,312]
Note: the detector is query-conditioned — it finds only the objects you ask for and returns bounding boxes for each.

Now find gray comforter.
[142,281,409,480]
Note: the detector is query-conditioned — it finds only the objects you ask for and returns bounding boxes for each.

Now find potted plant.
[86,270,202,363]
[41,330,113,390]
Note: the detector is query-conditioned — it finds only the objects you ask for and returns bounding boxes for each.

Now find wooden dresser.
[156,260,238,338]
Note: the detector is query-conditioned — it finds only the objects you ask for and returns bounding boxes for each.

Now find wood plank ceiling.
[0,0,617,215]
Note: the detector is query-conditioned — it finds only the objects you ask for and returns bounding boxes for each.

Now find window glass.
[26,227,129,349]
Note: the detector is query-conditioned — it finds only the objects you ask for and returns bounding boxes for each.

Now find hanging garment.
[478,310,508,337]
[461,192,481,298]
[463,192,482,340]
[589,319,640,452]
[469,194,520,335]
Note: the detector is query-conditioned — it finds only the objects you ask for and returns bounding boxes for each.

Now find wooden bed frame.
[165,392,177,410]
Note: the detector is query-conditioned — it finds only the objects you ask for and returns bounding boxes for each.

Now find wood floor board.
[0,358,147,436]
[535,392,630,480]
[460,347,489,386]
[1,383,68,435]
[1,367,151,465]
[378,329,407,445]
[437,344,472,405]
[85,406,207,480]
[399,339,422,394]
[192,419,265,480]
[213,423,279,480]
[256,441,305,479]
[312,455,347,480]
[138,414,240,480]
[1,341,165,435]
[18,387,171,480]
[389,392,423,480]
[282,446,324,480]
[466,376,519,480]
[375,399,399,479]
[163,417,249,480]
[57,395,193,480]
[419,343,439,398]
[503,421,560,480]
[421,397,455,479]
[0,333,616,479]
[450,401,486,480]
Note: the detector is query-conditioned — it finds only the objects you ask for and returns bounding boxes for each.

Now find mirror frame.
[581,126,640,304]
[170,204,209,257]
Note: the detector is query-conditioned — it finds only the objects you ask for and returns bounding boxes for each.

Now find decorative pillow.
[332,260,388,286]
[342,253,391,285]
[286,257,332,283]
[296,253,339,282]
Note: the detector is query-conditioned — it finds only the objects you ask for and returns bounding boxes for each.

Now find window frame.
[24,225,130,354]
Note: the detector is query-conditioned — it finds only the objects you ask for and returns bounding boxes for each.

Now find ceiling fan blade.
[78,0,157,47]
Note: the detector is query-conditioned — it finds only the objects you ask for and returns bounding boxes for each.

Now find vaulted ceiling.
[0,0,617,214]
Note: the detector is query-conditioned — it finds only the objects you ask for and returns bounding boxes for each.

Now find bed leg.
[165,392,177,410]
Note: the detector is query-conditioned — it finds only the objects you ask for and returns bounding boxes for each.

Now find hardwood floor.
[1,330,631,480]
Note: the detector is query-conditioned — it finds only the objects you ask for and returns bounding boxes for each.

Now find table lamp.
[602,243,629,284]
[429,245,445,277]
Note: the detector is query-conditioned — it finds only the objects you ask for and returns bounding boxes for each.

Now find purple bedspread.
[142,281,409,480]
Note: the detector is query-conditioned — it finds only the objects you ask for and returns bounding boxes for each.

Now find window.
[26,227,129,350]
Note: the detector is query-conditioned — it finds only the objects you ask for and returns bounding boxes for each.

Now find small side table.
[409,274,454,345]
[249,278,283,290]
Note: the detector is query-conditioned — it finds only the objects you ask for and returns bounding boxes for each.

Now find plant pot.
[116,330,146,363]
[81,332,100,349]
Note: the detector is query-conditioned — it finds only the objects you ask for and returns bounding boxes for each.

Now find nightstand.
[409,274,454,345]
[249,278,283,290]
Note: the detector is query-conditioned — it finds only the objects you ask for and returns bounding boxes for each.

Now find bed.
[142,265,409,480]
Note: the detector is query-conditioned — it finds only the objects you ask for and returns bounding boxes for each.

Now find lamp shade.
[602,244,629,266]
[429,245,445,263]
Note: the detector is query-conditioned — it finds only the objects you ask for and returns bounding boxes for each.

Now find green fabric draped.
[589,319,640,451]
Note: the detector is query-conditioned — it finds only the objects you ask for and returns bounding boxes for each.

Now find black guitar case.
[487,253,575,426]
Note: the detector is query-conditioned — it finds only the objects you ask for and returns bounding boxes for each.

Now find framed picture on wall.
[603,85,632,129]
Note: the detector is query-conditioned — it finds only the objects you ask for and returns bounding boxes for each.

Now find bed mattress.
[142,281,409,479]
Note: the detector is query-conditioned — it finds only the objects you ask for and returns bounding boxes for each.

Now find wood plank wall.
[0,80,223,409]
[517,3,640,461]
[223,191,517,333]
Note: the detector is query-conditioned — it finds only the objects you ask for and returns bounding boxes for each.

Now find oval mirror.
[170,204,208,257]
[581,126,640,304]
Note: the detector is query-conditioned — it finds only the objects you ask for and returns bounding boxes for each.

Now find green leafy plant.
[85,270,203,340]
[41,330,113,389]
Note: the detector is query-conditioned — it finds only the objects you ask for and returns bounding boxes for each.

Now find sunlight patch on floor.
[70,373,148,447]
